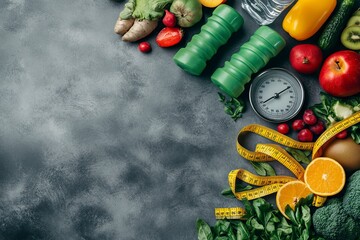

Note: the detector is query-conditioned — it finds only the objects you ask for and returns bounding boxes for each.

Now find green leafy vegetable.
[218,92,245,121]
[237,221,251,240]
[350,124,360,144]
[197,195,324,240]
[310,92,360,144]
[251,162,276,176]
[120,0,172,20]
[285,147,311,164]
[196,218,213,240]
[284,194,315,239]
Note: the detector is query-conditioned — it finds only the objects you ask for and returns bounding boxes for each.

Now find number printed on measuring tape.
[215,207,247,220]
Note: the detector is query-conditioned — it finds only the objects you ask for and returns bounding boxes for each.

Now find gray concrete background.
[0,0,339,239]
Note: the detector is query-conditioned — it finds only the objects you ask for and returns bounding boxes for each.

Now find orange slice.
[199,0,226,8]
[276,180,312,218]
[304,157,346,196]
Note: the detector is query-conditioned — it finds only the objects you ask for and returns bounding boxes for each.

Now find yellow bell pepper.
[282,0,337,41]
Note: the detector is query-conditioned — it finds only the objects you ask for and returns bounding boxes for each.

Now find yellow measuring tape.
[215,111,360,220]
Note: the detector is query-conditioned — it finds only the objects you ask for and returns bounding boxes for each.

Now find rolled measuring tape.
[215,111,360,220]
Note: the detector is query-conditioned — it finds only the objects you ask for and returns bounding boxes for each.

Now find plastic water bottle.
[241,0,296,25]
[211,26,286,98]
[173,5,244,76]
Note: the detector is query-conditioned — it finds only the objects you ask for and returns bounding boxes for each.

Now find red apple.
[289,44,323,74]
[319,50,360,97]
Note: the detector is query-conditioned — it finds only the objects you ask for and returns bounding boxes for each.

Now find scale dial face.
[249,68,305,123]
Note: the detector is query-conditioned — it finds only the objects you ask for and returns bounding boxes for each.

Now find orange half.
[304,157,346,196]
[276,180,312,218]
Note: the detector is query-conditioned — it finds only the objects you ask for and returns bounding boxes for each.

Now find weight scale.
[249,68,305,123]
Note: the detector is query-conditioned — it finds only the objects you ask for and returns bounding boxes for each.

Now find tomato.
[156,27,183,48]
[303,113,317,125]
[277,123,290,135]
[298,129,313,142]
[292,119,305,131]
[309,121,325,135]
[138,42,152,53]
[336,130,348,139]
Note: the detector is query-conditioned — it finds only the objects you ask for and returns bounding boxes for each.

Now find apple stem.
[335,60,341,70]
[302,57,309,64]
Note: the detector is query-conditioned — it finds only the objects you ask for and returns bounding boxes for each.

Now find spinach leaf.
[351,124,360,144]
[277,217,292,236]
[250,162,276,176]
[214,237,227,240]
[196,219,214,240]
[213,220,231,236]
[285,147,311,164]
[237,221,251,240]
[285,205,298,225]
[227,228,236,240]
[249,217,264,230]
[218,92,246,121]
[251,162,267,176]
[301,205,311,233]
[259,162,276,176]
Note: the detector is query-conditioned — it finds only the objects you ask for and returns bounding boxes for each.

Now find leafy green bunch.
[218,93,245,122]
[197,195,324,240]
[310,92,360,143]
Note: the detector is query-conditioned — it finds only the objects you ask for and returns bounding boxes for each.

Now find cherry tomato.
[277,123,290,135]
[138,42,152,53]
[298,129,313,142]
[309,121,325,135]
[292,119,305,131]
[156,27,183,48]
[303,113,317,125]
[336,130,348,139]
[303,109,314,117]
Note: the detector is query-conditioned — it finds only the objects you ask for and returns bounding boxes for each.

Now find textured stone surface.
[0,0,323,239]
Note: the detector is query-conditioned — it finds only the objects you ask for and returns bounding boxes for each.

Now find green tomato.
[170,0,203,28]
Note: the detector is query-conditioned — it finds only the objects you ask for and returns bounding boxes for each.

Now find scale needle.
[260,86,291,104]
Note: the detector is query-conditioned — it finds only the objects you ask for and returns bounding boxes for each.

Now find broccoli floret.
[312,198,360,240]
[343,170,360,220]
